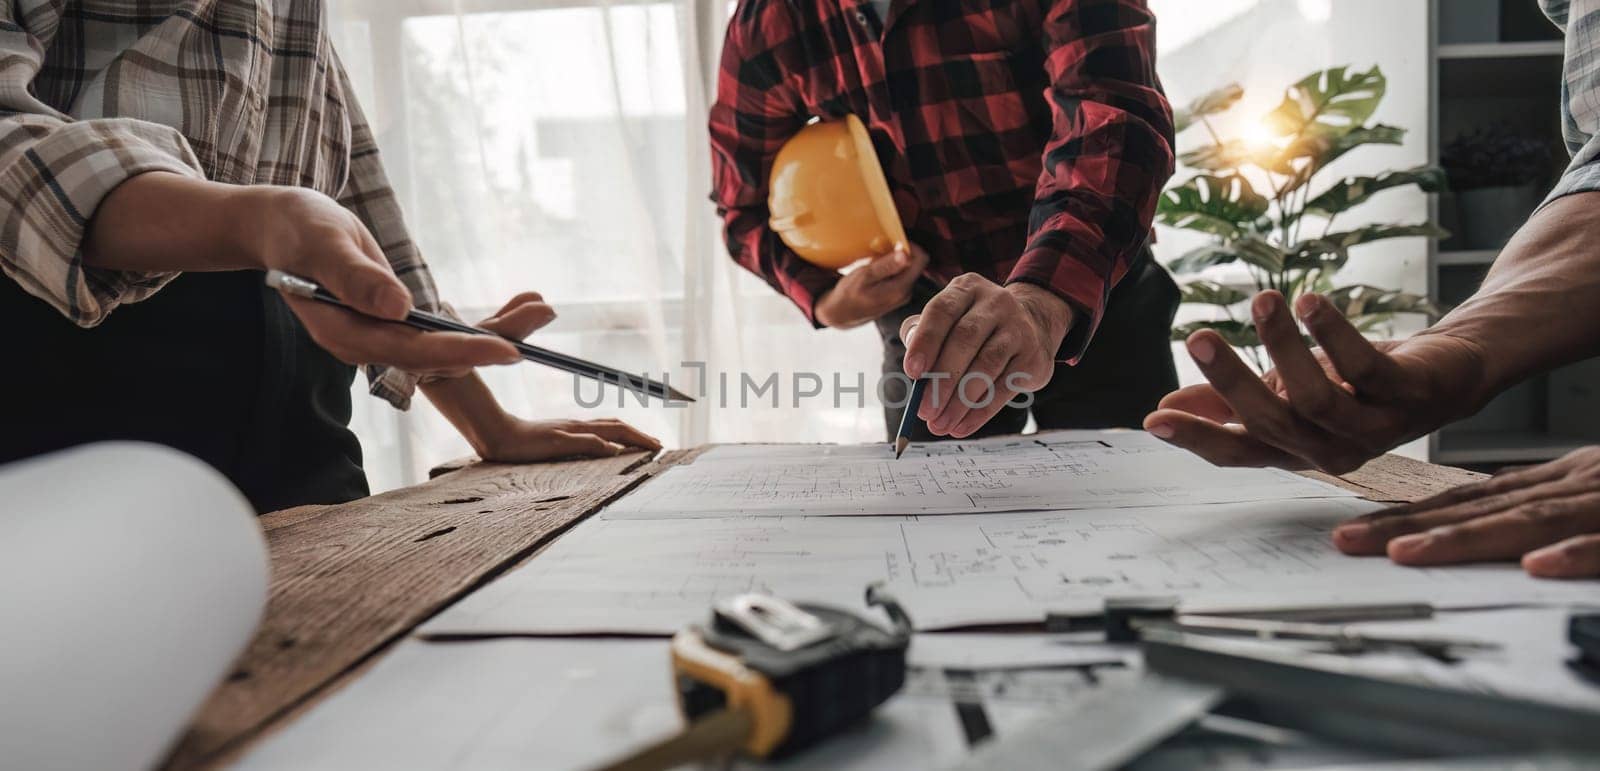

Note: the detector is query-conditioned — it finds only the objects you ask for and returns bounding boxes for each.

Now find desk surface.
[162,447,1484,769]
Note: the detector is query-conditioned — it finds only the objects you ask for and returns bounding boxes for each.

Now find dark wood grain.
[162,450,659,769]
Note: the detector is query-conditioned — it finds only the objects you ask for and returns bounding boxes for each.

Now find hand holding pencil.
[268,271,691,402]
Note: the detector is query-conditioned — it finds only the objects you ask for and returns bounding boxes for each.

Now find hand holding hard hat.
[769,115,927,328]
[768,114,910,268]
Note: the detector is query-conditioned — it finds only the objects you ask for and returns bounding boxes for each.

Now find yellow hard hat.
[768,114,909,270]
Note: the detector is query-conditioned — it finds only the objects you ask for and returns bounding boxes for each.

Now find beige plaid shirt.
[0,0,439,408]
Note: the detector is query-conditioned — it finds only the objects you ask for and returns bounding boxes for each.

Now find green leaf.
[1174,83,1244,134]
[1322,284,1443,319]
[1178,139,1291,173]
[1178,140,1254,172]
[1166,236,1287,276]
[1179,280,1251,307]
[1273,124,1407,175]
[1170,320,1261,348]
[1156,175,1270,239]
[1168,244,1239,274]
[1288,222,1450,271]
[1319,124,1406,167]
[1264,66,1386,140]
[1303,165,1448,219]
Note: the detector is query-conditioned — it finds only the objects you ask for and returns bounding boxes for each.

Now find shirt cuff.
[1006,243,1112,365]
[0,119,207,326]
[784,264,843,328]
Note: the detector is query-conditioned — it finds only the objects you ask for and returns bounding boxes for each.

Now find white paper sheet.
[606,431,1352,519]
[424,498,1598,636]
[234,638,1073,771]
[0,443,268,771]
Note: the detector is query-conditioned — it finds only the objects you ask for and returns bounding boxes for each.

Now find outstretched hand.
[1145,290,1486,474]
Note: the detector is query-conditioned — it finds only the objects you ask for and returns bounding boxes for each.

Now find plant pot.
[1456,184,1541,250]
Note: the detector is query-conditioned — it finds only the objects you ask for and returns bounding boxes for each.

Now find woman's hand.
[476,417,662,462]
[1332,446,1600,578]
[420,292,663,463]
[85,172,525,376]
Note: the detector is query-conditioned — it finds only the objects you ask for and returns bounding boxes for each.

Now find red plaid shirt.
[709,0,1174,361]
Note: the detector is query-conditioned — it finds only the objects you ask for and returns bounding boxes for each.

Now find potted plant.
[1441,125,1551,249]
[1159,65,1446,372]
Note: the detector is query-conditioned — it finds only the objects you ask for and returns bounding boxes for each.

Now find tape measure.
[595,586,912,771]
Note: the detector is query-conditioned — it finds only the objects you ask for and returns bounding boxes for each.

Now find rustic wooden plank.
[205,447,711,768]
[163,450,658,769]
[259,504,330,533]
[1302,453,1487,504]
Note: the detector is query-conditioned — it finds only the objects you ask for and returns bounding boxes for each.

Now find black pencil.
[265,270,693,403]
[894,378,929,460]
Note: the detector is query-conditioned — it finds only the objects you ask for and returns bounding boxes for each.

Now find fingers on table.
[573,418,663,451]
[1524,533,1600,578]
[1331,475,1600,569]
[552,430,625,458]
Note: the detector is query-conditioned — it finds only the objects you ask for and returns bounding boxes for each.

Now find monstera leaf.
[1177,139,1293,173]
[1170,320,1260,347]
[1179,280,1251,307]
[1168,236,1288,276]
[1303,165,1447,219]
[1288,223,1450,271]
[1316,124,1406,168]
[1264,66,1386,140]
[1157,175,1270,239]
[1174,83,1244,134]
[1323,284,1443,320]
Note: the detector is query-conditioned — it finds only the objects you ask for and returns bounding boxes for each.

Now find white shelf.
[1437,40,1564,59]
[1434,430,1592,466]
[1436,250,1498,267]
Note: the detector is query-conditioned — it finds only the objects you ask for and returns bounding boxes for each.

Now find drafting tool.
[265,270,692,403]
[1050,597,1497,659]
[1141,630,1600,756]
[1572,613,1600,681]
[959,622,1600,770]
[594,587,912,771]
[894,377,930,459]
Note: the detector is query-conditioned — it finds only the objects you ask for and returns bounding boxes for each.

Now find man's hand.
[241,187,525,376]
[420,292,663,462]
[814,245,931,329]
[1332,447,1600,578]
[900,276,1073,437]
[1144,291,1487,474]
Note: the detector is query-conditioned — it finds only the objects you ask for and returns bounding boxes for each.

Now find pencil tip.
[894,437,910,460]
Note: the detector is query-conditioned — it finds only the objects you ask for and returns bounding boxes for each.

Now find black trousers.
[875,254,1181,441]
[1,270,369,513]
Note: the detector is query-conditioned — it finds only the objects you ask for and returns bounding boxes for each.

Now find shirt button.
[855,10,870,26]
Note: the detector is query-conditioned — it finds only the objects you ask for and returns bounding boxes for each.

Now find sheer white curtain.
[326,0,887,491]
